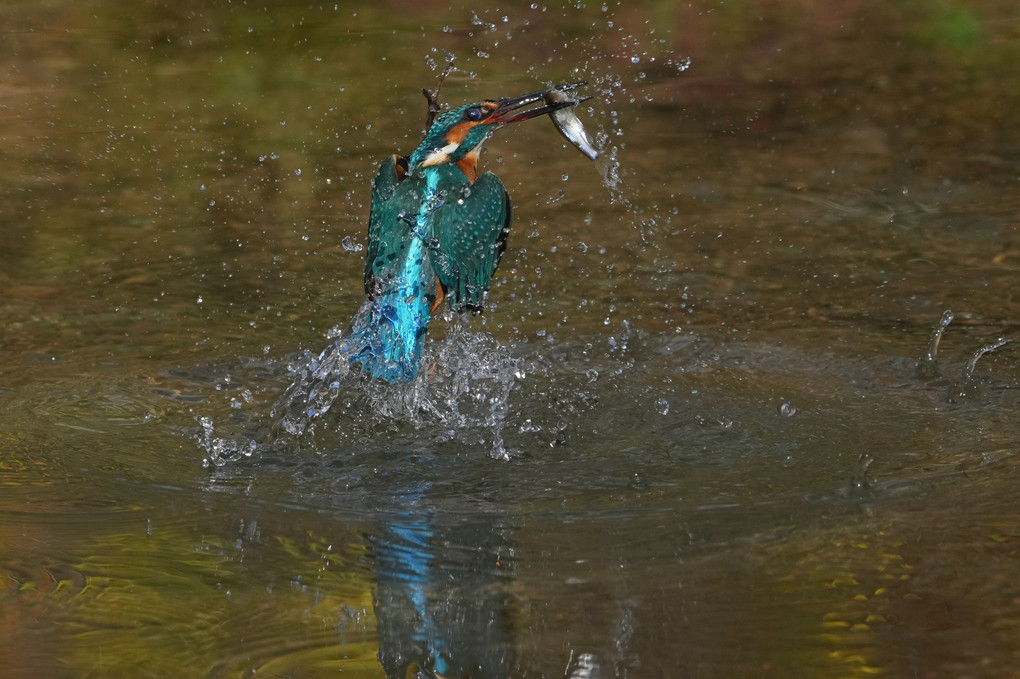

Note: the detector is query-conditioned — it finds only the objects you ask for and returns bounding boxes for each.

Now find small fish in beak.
[544,82,599,161]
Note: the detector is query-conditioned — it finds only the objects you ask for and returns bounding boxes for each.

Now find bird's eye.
[464,106,484,121]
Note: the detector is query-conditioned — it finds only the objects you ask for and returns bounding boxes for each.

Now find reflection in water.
[372,496,513,678]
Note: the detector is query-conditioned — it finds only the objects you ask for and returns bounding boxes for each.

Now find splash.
[197,415,257,465]
[917,308,954,378]
[197,315,521,466]
[962,337,1012,381]
[276,314,519,455]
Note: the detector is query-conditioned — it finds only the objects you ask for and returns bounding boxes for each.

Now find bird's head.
[408,88,576,174]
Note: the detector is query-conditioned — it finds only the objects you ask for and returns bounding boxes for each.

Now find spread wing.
[428,171,512,311]
[364,154,409,296]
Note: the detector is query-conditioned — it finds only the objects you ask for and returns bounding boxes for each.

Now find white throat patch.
[420,141,460,167]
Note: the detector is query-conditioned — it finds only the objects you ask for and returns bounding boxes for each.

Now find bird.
[339,86,581,383]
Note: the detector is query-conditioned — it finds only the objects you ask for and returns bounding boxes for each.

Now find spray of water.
[197,314,522,466]
[917,309,954,379]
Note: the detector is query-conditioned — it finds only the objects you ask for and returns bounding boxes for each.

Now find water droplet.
[338,235,363,250]
[282,418,305,436]
[655,398,669,415]
[849,453,875,500]
[567,652,600,679]
[778,401,797,417]
[630,55,641,64]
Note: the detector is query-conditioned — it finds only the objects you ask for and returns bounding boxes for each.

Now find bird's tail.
[341,289,433,383]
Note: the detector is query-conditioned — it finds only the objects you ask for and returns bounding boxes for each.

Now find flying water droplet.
[778,401,796,417]
[566,652,600,679]
[341,236,364,252]
[655,398,669,415]
[672,55,692,73]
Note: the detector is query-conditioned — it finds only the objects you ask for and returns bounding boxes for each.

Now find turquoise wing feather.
[427,170,512,311]
[364,154,410,295]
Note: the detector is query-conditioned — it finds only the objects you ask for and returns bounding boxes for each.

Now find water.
[199,315,523,463]
[3,1,1020,677]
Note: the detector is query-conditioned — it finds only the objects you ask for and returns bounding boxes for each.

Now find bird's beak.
[489,81,592,125]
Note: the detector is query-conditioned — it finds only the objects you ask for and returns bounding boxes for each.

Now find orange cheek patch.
[445,122,473,145]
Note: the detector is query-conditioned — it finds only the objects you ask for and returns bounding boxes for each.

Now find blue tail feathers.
[342,286,433,383]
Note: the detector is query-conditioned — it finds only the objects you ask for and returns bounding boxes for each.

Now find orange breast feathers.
[456,148,480,183]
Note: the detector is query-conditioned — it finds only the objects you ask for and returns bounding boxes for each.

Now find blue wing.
[427,170,511,312]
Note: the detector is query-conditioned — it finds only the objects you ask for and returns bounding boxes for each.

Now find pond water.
[2,1,1019,677]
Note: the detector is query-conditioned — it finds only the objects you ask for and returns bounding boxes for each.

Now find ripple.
[55,526,381,677]
[1,560,88,605]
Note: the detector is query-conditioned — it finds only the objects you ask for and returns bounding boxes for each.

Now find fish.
[544,82,599,160]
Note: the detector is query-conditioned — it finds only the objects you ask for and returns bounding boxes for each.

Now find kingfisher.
[339,84,589,383]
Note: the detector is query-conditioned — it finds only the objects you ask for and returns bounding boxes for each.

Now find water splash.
[917,309,954,379]
[777,401,797,418]
[848,453,875,501]
[197,415,257,467]
[197,316,522,465]
[943,334,1013,403]
[962,337,1012,381]
[565,651,601,679]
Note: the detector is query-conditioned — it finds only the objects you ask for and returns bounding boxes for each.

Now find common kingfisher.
[340,84,589,383]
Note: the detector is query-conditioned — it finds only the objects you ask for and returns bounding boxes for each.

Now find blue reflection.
[371,491,512,678]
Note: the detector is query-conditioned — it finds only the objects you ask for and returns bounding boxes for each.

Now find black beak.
[489,81,592,125]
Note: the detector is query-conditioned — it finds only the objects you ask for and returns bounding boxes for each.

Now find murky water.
[2,1,1019,677]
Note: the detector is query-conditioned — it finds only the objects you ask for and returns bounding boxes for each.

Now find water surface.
[2,1,1019,677]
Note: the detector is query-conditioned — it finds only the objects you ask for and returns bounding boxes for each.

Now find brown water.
[2,1,1019,677]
